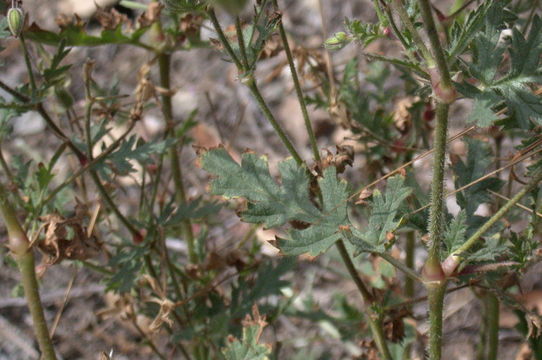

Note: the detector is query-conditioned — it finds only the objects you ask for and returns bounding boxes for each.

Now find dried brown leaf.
[392,96,419,134]
[95,8,131,31]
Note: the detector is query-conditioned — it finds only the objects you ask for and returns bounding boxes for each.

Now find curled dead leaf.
[94,7,131,31]
[137,2,163,28]
[356,188,373,205]
[35,212,102,275]
[392,96,419,134]
[148,298,175,332]
[359,339,379,360]
[315,145,354,175]
[55,14,85,30]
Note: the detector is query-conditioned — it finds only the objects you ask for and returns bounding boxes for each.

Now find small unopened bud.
[324,32,349,50]
[381,26,392,38]
[7,7,24,38]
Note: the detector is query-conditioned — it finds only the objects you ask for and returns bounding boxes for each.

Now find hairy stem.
[39,121,136,209]
[207,8,244,70]
[486,293,499,360]
[272,0,321,162]
[246,80,304,165]
[235,16,249,69]
[336,240,392,360]
[419,0,455,103]
[427,282,446,360]
[90,171,141,238]
[81,75,140,240]
[208,8,304,165]
[426,103,449,265]
[390,0,434,66]
[377,250,424,283]
[0,182,57,360]
[19,34,36,93]
[415,2,455,358]
[403,231,416,360]
[405,231,416,298]
[0,80,87,164]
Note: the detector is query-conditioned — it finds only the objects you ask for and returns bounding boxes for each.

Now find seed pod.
[7,7,24,38]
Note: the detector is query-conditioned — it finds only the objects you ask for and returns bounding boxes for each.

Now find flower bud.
[7,7,24,38]
[324,32,349,50]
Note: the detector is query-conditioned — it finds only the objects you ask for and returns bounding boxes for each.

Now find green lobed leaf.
[201,148,350,256]
[106,245,147,293]
[469,94,500,127]
[102,136,175,176]
[458,6,542,128]
[0,16,10,41]
[25,23,151,48]
[448,0,515,63]
[452,138,504,219]
[464,235,509,263]
[443,210,467,257]
[279,167,350,256]
[201,148,320,228]
[222,307,271,360]
[161,198,222,226]
[230,258,294,318]
[346,175,412,254]
[509,225,537,267]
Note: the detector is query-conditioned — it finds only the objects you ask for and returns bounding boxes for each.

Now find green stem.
[390,0,434,66]
[36,103,88,163]
[272,0,321,162]
[208,8,303,166]
[0,80,87,164]
[486,293,499,360]
[476,304,487,360]
[368,316,392,360]
[427,103,449,264]
[246,80,304,165]
[39,121,136,209]
[19,34,36,94]
[336,240,374,302]
[0,145,26,210]
[405,231,416,299]
[335,240,392,360]
[414,3,454,356]
[157,53,197,262]
[377,250,424,284]
[207,8,244,70]
[381,2,423,65]
[235,16,249,70]
[418,0,455,102]
[90,170,140,238]
[82,76,140,240]
[418,2,450,84]
[427,282,446,360]
[402,231,416,359]
[0,183,57,360]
